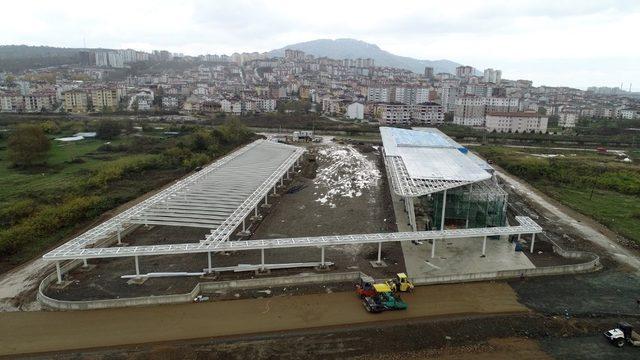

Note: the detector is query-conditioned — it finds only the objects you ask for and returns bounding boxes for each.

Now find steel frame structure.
[384,150,478,197]
[43,139,304,258]
[43,216,541,261]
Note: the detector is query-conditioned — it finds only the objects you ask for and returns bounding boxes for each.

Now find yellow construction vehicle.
[385,273,414,292]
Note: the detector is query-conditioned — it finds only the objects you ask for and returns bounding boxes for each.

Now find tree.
[7,124,51,167]
[96,119,122,140]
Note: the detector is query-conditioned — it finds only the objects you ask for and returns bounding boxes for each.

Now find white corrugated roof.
[381,127,492,196]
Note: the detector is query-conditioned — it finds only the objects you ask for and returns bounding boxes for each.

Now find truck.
[604,322,640,347]
[362,283,408,313]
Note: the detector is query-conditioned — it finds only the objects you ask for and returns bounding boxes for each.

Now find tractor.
[385,273,414,293]
[362,283,408,313]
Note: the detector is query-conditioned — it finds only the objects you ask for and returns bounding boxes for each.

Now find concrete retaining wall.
[38,271,362,311]
[38,235,600,310]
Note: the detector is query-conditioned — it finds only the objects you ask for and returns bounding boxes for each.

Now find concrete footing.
[250,215,263,221]
[49,281,73,290]
[255,269,271,276]
[77,264,96,272]
[314,265,332,272]
[261,204,272,209]
[369,260,388,268]
[127,277,148,285]
[237,230,251,237]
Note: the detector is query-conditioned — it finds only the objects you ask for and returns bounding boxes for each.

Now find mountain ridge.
[268,38,461,74]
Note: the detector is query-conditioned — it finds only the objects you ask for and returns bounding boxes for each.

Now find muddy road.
[0,282,524,357]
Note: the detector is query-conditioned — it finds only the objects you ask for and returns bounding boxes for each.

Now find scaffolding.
[429,180,508,229]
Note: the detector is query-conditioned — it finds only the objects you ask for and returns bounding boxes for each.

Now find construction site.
[4,126,639,359]
[36,127,592,303]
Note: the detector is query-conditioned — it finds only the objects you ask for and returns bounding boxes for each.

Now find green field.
[0,138,128,203]
[0,119,254,271]
[474,145,640,244]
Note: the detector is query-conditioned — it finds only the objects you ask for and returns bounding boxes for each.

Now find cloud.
[0,0,638,88]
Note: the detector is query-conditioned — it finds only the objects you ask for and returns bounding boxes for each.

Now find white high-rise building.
[439,86,458,113]
[483,68,502,84]
[346,102,364,120]
[95,52,109,67]
[367,87,390,103]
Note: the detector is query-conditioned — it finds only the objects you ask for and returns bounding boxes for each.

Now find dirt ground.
[1,282,526,357]
[46,141,403,301]
[15,314,639,360]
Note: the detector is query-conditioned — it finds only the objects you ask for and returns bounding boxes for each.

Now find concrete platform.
[401,237,535,278]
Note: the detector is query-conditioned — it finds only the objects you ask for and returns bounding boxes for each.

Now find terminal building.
[380,127,507,241]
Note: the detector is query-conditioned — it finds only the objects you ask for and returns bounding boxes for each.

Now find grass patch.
[474,145,640,244]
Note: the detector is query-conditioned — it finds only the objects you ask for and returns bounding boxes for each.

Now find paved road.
[495,168,640,271]
[0,282,525,356]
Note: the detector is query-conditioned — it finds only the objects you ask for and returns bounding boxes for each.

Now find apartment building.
[255,98,277,112]
[91,88,119,111]
[393,87,429,105]
[346,102,364,120]
[454,96,520,127]
[63,90,89,113]
[367,87,390,103]
[559,112,578,128]
[456,66,474,78]
[483,68,502,84]
[377,103,412,125]
[485,112,548,133]
[439,86,458,113]
[453,96,486,127]
[411,102,444,125]
[162,96,179,109]
[376,102,443,125]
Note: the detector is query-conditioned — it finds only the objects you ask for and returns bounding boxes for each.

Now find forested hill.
[0,45,95,72]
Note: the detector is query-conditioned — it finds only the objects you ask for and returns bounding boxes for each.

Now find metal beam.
[43,217,542,261]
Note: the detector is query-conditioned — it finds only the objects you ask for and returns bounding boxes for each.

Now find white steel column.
[408,197,416,231]
[433,189,447,258]
[264,196,268,205]
[261,248,265,271]
[134,256,140,276]
[207,252,212,273]
[242,219,246,232]
[273,186,277,195]
[431,239,436,258]
[117,229,122,245]
[83,259,88,267]
[530,233,536,253]
[286,169,290,180]
[55,261,62,284]
[440,189,447,230]
[254,207,259,217]
[321,246,325,266]
[280,177,284,186]
[482,236,487,256]
[377,242,382,263]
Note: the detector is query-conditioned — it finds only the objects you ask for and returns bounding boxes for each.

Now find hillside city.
[1,47,639,134]
[2,1,640,358]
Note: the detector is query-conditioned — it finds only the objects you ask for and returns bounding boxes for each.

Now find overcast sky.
[2,0,639,89]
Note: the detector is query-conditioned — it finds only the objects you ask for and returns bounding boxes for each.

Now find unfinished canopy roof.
[44,139,304,259]
[381,127,492,197]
